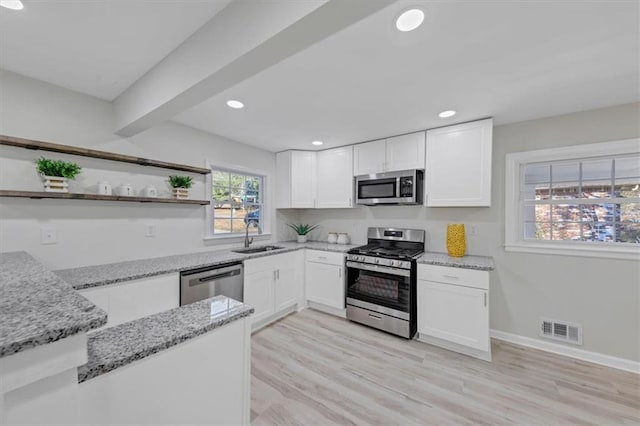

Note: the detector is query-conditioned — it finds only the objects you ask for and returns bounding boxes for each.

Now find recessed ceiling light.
[438,110,456,118]
[226,100,244,109]
[311,141,323,146]
[0,0,24,10]
[396,9,424,32]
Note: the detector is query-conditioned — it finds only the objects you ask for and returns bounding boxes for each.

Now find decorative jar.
[327,232,338,244]
[337,233,350,245]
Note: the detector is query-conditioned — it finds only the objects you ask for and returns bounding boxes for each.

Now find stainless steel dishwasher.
[179,262,243,306]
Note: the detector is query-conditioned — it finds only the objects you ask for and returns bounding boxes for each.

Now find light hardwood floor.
[251,309,639,425]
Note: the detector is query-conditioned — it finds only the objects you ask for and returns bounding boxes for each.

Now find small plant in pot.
[287,223,319,243]
[169,175,193,199]
[36,157,82,193]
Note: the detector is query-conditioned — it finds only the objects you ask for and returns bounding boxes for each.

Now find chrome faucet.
[244,222,262,248]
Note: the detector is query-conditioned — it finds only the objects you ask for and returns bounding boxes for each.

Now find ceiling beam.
[114,0,396,137]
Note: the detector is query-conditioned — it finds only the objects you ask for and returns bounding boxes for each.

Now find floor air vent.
[540,318,582,345]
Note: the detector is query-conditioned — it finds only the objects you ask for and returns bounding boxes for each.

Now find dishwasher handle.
[194,268,241,285]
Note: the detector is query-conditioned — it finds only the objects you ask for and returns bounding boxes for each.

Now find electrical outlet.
[40,227,57,245]
[145,224,156,237]
[469,225,478,236]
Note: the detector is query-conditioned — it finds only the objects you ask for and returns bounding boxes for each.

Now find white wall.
[0,70,297,269]
[299,103,640,362]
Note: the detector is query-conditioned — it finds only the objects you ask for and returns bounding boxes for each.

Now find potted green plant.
[36,157,82,193]
[287,223,319,243]
[169,175,193,199]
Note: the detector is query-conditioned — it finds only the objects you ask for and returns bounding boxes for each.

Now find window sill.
[505,242,639,260]
[202,233,272,242]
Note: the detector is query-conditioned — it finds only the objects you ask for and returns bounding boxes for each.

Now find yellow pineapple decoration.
[446,224,466,257]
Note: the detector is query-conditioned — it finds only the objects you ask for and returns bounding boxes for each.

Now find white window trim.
[505,138,640,260]
[204,160,271,240]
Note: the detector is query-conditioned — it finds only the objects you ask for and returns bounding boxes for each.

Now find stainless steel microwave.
[355,169,423,205]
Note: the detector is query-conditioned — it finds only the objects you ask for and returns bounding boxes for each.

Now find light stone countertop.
[0,251,107,358]
[55,241,358,291]
[78,295,254,383]
[417,252,495,271]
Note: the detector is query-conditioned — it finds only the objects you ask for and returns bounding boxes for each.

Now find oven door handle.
[346,261,411,277]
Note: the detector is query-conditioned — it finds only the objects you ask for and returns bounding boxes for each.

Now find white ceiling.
[0,1,638,152]
[0,0,230,100]
[173,1,640,152]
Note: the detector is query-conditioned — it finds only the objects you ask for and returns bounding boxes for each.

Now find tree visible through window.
[522,155,639,243]
[211,169,262,234]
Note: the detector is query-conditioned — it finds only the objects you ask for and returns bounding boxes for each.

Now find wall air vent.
[540,318,582,345]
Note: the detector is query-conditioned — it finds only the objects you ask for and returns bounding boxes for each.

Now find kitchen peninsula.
[0,251,253,425]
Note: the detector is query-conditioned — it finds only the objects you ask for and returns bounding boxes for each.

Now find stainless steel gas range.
[346,227,425,339]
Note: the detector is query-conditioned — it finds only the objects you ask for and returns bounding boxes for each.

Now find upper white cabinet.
[425,118,493,207]
[316,146,354,208]
[385,132,426,172]
[353,139,386,175]
[353,132,425,176]
[276,151,316,208]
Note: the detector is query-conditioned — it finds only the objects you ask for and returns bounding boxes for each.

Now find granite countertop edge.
[56,241,358,290]
[78,298,254,383]
[417,252,495,271]
[0,251,108,359]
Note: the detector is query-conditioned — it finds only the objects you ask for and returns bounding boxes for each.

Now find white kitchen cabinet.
[244,268,276,325]
[385,132,426,172]
[78,273,179,329]
[305,250,345,312]
[244,251,304,329]
[353,139,386,175]
[417,264,490,360]
[425,118,493,207]
[276,150,316,208]
[353,132,426,176]
[316,146,354,208]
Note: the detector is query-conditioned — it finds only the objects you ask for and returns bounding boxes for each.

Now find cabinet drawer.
[417,264,489,290]
[305,250,344,266]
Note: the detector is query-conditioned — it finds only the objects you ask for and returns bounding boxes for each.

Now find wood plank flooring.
[251,309,639,425]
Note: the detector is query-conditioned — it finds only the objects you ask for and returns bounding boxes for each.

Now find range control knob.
[374,258,380,264]
[390,260,396,267]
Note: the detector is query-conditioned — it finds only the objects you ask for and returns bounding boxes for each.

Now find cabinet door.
[316,146,354,208]
[305,261,345,309]
[385,132,426,172]
[275,151,292,208]
[417,280,489,351]
[425,118,492,206]
[353,139,386,176]
[274,265,298,311]
[291,151,317,208]
[244,270,275,325]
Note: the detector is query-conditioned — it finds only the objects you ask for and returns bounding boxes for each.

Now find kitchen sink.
[232,245,284,254]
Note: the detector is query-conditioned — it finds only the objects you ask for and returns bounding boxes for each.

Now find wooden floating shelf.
[0,135,211,175]
[0,190,210,205]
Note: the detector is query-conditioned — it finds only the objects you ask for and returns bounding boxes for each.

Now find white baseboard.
[490,329,639,375]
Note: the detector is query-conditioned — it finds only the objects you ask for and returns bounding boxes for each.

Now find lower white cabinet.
[78,273,179,329]
[244,251,304,329]
[417,264,490,360]
[305,250,345,311]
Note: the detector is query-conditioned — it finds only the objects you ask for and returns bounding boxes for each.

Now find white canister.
[115,183,133,196]
[97,181,112,195]
[327,232,338,244]
[142,185,158,198]
[337,233,350,245]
